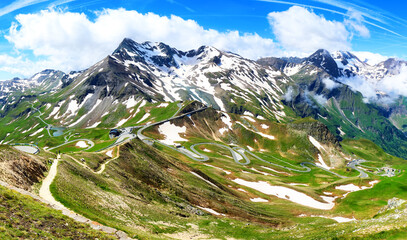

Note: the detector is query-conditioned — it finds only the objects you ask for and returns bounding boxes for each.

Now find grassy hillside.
[0,185,115,239]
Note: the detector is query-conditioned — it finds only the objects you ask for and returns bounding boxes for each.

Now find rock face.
[378,198,406,214]
[0,145,47,191]
[289,121,340,148]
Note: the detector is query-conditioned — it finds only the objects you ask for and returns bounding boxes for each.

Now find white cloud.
[337,75,377,101]
[0,0,49,17]
[5,8,279,76]
[267,6,371,54]
[344,9,370,38]
[352,51,388,65]
[268,6,350,53]
[379,65,407,97]
[322,77,341,90]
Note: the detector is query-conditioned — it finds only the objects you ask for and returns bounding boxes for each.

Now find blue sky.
[0,0,406,80]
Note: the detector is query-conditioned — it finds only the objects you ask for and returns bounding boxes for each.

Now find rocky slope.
[0,145,46,190]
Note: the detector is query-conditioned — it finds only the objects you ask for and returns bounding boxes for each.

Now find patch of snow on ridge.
[243,111,254,117]
[261,124,269,129]
[190,172,219,189]
[316,154,331,170]
[251,198,268,202]
[158,122,187,145]
[219,127,228,135]
[221,113,233,129]
[86,121,101,129]
[136,113,151,124]
[124,96,139,109]
[308,136,326,151]
[236,122,275,140]
[157,102,169,108]
[232,178,336,210]
[197,206,225,216]
[29,128,44,136]
[242,116,256,122]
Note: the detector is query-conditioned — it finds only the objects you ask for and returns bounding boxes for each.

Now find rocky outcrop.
[0,145,47,191]
[289,120,340,148]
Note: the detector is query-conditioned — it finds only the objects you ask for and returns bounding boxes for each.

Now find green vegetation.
[0,185,115,239]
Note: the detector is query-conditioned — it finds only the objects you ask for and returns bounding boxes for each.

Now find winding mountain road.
[132,106,366,179]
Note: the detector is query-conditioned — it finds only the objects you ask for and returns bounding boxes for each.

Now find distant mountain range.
[2,37,407,158]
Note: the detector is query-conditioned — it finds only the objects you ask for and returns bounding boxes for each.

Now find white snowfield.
[316,154,331,170]
[136,112,151,124]
[197,206,225,216]
[232,178,336,210]
[157,102,169,108]
[29,128,44,136]
[75,141,89,148]
[261,166,287,174]
[221,113,233,129]
[106,150,113,157]
[307,215,356,223]
[242,115,256,122]
[250,198,268,202]
[335,180,379,192]
[158,122,187,145]
[308,136,326,151]
[124,96,139,109]
[190,172,219,189]
[203,163,231,174]
[236,121,275,140]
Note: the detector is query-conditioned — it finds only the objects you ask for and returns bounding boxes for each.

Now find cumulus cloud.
[5,8,279,76]
[268,6,350,53]
[267,6,370,54]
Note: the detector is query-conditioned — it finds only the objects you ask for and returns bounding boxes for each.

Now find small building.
[109,129,121,139]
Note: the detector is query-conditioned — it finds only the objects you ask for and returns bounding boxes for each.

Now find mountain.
[258,49,407,159]
[3,38,407,239]
[32,38,290,130]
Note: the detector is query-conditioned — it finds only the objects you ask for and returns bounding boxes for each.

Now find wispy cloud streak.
[259,0,405,38]
[0,0,50,16]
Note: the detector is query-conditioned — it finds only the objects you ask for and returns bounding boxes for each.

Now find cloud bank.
[5,8,279,76]
[267,6,370,54]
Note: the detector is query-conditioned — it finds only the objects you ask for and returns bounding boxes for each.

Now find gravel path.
[1,158,133,240]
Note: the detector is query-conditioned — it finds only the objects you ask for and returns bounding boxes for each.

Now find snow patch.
[316,154,331,170]
[232,178,336,210]
[250,198,268,203]
[158,122,187,145]
[197,206,225,216]
[203,163,231,174]
[242,116,256,122]
[190,172,219,189]
[29,128,44,136]
[308,136,326,151]
[106,150,113,158]
[136,113,151,124]
[157,102,169,108]
[221,113,233,129]
[75,141,88,148]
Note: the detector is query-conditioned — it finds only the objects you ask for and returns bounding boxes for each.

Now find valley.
[2,38,407,239]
